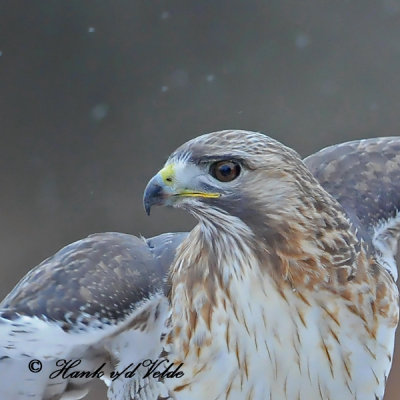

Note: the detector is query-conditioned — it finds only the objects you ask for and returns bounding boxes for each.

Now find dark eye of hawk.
[210,161,241,182]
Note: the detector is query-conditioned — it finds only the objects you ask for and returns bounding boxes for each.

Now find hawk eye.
[210,161,241,182]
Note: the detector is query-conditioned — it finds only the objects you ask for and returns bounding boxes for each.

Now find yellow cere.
[160,163,176,186]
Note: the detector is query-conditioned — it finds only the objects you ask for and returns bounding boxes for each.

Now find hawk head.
[143,130,335,240]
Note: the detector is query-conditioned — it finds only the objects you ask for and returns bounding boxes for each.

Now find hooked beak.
[143,173,170,215]
[143,164,220,215]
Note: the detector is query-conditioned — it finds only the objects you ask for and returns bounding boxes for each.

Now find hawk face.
[144,130,330,239]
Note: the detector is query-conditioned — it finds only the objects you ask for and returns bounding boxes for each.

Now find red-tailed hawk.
[1,130,399,400]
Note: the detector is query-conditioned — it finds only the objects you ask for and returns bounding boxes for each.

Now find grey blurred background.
[1,1,400,398]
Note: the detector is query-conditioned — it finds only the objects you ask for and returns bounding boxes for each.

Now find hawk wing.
[304,137,400,280]
[0,232,186,400]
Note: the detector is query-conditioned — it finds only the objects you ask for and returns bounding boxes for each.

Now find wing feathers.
[0,232,181,399]
[304,136,400,279]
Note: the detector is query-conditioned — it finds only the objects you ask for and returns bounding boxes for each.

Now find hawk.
[0,130,399,400]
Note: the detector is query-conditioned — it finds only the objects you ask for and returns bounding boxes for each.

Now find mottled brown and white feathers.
[304,137,400,280]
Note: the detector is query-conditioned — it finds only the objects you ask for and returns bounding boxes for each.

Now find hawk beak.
[143,173,169,215]
[144,165,221,215]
